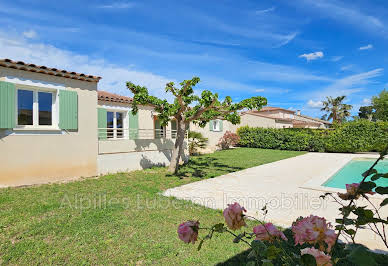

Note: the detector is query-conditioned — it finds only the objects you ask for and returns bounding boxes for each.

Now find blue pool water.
[323,159,388,189]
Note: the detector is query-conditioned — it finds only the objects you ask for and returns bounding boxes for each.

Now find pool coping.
[299,154,386,200]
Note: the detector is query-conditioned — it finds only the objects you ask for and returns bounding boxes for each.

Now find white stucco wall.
[0,67,99,187]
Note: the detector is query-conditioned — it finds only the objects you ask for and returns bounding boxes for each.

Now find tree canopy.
[127,77,267,127]
[372,89,388,121]
[321,96,352,123]
[127,77,267,173]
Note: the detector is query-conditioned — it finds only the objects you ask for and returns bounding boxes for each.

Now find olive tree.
[127,77,267,174]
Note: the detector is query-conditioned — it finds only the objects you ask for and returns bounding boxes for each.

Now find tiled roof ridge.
[0,58,101,82]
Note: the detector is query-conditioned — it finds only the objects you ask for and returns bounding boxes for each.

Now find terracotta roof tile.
[259,106,296,114]
[0,59,101,82]
[98,90,133,104]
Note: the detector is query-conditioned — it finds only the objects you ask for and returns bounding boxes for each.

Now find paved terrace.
[164,152,388,252]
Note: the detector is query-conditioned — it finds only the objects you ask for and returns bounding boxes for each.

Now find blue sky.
[0,0,387,118]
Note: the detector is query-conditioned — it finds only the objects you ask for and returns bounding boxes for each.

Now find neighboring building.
[0,59,186,187]
[245,107,331,129]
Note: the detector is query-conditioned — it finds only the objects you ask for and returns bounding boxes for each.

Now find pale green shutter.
[98,108,107,140]
[0,81,16,129]
[59,90,78,130]
[128,110,139,139]
[219,120,223,132]
[209,120,213,131]
[154,118,161,139]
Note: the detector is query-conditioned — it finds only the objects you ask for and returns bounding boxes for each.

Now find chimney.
[296,110,301,115]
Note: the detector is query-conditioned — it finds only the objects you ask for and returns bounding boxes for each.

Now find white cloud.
[325,69,383,91]
[97,2,134,9]
[299,0,384,35]
[22,29,38,39]
[340,64,354,71]
[255,6,276,14]
[0,32,174,101]
[362,98,371,105]
[359,44,373,50]
[308,68,383,100]
[274,32,299,48]
[331,56,343,62]
[299,51,324,61]
[254,87,290,94]
[307,100,323,108]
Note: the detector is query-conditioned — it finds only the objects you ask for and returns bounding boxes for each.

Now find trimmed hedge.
[237,120,388,153]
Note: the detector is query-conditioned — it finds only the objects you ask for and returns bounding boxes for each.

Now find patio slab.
[164,152,388,252]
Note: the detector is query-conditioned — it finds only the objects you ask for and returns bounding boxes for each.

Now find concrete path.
[164,152,387,252]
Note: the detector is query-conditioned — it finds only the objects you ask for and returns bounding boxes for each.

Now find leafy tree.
[321,96,352,123]
[358,105,374,121]
[372,89,388,121]
[188,131,208,155]
[127,77,267,174]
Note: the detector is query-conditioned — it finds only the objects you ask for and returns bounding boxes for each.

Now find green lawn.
[0,148,305,265]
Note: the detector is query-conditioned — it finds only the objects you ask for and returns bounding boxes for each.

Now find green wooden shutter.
[0,81,16,129]
[59,90,78,130]
[219,120,223,132]
[97,108,107,140]
[128,110,139,139]
[209,120,214,131]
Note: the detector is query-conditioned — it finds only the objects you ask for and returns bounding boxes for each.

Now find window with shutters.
[107,110,127,139]
[212,120,221,132]
[16,87,58,128]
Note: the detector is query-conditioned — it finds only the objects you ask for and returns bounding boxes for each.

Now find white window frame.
[106,110,128,139]
[15,85,59,130]
[212,120,221,132]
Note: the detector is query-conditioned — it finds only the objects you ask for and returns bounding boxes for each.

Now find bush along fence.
[237,120,388,153]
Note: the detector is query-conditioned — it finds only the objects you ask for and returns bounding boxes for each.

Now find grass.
[0,148,305,265]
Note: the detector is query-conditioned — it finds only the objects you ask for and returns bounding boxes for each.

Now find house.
[0,59,185,187]
[96,90,185,175]
[245,107,331,129]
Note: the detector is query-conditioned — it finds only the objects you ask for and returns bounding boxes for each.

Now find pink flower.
[177,220,200,244]
[292,215,336,251]
[301,247,332,266]
[253,223,288,242]
[223,202,247,230]
[338,183,375,200]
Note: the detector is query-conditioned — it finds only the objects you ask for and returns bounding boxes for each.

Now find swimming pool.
[323,158,388,189]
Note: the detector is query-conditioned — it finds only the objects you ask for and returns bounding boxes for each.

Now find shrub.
[237,120,388,153]
[188,131,208,155]
[217,131,240,150]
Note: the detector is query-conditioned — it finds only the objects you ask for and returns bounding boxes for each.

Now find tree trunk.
[167,119,186,174]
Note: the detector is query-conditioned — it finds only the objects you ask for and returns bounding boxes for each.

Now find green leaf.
[346,244,377,266]
[251,240,266,251]
[261,259,274,266]
[213,223,225,233]
[345,229,356,236]
[359,181,376,192]
[380,198,388,207]
[246,261,256,266]
[265,245,281,260]
[300,254,317,266]
[362,168,377,178]
[375,187,388,195]
[233,233,244,243]
[370,173,385,181]
[247,249,257,259]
